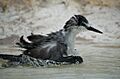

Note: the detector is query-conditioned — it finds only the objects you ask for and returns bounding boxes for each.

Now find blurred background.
[0,0,120,45]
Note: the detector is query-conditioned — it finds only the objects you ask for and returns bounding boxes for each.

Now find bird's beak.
[83,22,103,34]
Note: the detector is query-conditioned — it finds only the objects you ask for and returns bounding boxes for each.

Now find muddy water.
[0,42,120,79]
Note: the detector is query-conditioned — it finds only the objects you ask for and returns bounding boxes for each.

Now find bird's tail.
[0,54,22,62]
[16,36,33,49]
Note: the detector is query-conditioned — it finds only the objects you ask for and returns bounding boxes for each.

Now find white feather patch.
[23,36,32,43]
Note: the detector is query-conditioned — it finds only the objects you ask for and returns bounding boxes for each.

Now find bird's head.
[64,15,103,34]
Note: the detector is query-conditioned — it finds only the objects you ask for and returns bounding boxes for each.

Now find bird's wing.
[27,33,47,43]
[16,33,49,49]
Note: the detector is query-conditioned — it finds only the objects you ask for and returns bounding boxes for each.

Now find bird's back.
[17,29,67,60]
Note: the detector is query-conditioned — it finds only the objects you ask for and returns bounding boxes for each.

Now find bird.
[0,15,103,64]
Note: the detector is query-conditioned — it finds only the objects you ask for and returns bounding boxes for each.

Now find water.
[0,42,120,79]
